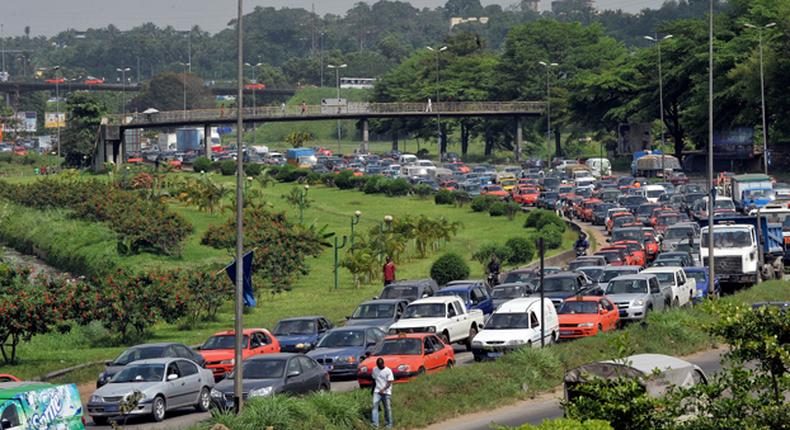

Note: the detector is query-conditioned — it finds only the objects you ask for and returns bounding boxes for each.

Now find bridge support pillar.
[94,125,123,172]
[514,116,523,163]
[204,124,212,159]
[361,118,369,154]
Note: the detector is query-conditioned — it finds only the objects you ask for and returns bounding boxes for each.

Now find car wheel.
[319,383,330,392]
[441,332,450,345]
[195,387,210,412]
[446,360,454,369]
[672,297,679,308]
[597,324,603,334]
[92,416,109,426]
[152,396,166,422]
[417,367,426,376]
[465,326,478,351]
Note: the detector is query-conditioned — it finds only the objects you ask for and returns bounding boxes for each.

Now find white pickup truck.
[641,267,695,308]
[388,296,485,351]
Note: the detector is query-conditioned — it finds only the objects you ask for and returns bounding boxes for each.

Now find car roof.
[383,333,432,340]
[611,274,655,281]
[496,297,547,313]
[212,328,268,336]
[247,353,300,361]
[602,265,641,272]
[127,342,182,349]
[545,271,579,279]
[125,358,180,365]
[562,296,602,302]
[361,298,408,305]
[278,316,324,322]
[642,267,680,273]
[409,296,456,304]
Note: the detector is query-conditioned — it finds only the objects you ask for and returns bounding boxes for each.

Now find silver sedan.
[87,357,214,425]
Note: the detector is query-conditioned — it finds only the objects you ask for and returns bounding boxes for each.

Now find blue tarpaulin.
[225,251,256,307]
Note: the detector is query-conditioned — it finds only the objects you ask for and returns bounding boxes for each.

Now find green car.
[0,382,85,429]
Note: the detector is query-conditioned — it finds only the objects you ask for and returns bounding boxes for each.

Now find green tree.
[62,92,106,167]
[130,72,214,112]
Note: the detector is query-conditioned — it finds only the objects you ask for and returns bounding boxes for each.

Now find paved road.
[86,347,475,429]
[423,348,727,430]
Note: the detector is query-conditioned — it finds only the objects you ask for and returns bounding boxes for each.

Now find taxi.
[481,184,509,199]
[607,212,634,234]
[500,178,518,191]
[357,333,455,388]
[578,198,603,222]
[612,240,647,267]
[557,296,619,339]
[512,186,540,205]
[198,329,280,380]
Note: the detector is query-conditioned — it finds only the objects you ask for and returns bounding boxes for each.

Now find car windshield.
[665,228,694,240]
[203,335,248,350]
[596,252,621,263]
[647,190,665,198]
[714,200,736,210]
[686,272,706,283]
[113,346,165,366]
[318,330,365,348]
[273,320,316,336]
[607,279,648,294]
[558,301,598,314]
[600,270,635,283]
[503,272,535,284]
[578,268,603,282]
[492,286,527,299]
[542,277,577,293]
[111,364,165,383]
[485,312,530,329]
[374,338,421,355]
[614,216,635,227]
[702,230,752,248]
[486,186,504,192]
[624,196,646,205]
[402,304,445,318]
[649,272,676,286]
[543,192,559,200]
[380,286,419,300]
[611,230,642,242]
[242,360,286,379]
[352,304,395,319]
[637,205,659,216]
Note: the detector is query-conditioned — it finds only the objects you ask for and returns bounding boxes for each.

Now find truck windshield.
[647,189,665,198]
[485,313,529,329]
[380,286,418,300]
[714,200,736,210]
[664,227,694,240]
[352,304,395,319]
[702,231,752,247]
[403,304,446,318]
[650,272,675,287]
[607,279,648,294]
[542,278,577,292]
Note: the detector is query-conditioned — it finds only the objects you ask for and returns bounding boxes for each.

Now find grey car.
[345,299,409,332]
[88,358,214,425]
[490,282,535,310]
[378,279,439,302]
[604,274,667,322]
[661,223,700,252]
[597,265,642,291]
[210,354,329,411]
[96,342,206,388]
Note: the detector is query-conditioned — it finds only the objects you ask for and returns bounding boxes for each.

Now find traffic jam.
[82,155,790,425]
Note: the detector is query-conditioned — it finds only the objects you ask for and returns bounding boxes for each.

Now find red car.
[579,198,603,222]
[512,186,539,205]
[558,296,619,339]
[613,240,647,267]
[198,329,280,380]
[481,184,509,199]
[45,78,66,84]
[357,333,454,388]
[0,374,20,382]
[595,248,628,266]
[84,78,105,85]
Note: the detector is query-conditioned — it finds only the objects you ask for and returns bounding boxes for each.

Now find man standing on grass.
[371,357,393,428]
[383,256,396,286]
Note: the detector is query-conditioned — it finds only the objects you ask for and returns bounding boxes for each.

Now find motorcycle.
[575,246,588,257]
[486,272,500,289]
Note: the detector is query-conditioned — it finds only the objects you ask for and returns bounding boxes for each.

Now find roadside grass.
[194,281,790,430]
[0,176,574,380]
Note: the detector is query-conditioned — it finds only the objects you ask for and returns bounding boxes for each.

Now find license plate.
[323,365,334,372]
[104,405,119,413]
[560,331,573,335]
[619,311,628,317]
[486,352,503,358]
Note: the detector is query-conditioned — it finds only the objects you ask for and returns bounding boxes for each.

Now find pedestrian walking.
[425,98,433,112]
[371,357,393,429]
[383,256,396,286]
[281,102,286,115]
[300,101,308,115]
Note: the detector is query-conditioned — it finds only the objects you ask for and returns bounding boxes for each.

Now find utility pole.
[53,66,61,157]
[116,67,131,118]
[538,61,558,167]
[319,32,325,87]
[179,62,190,120]
[707,0,716,298]
[233,0,245,415]
[327,63,347,152]
[744,22,776,175]
[645,34,673,176]
[427,46,447,156]
[244,62,263,145]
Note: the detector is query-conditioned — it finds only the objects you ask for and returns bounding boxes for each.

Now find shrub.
[525,209,566,232]
[430,253,470,286]
[413,184,435,199]
[275,166,309,183]
[488,201,509,217]
[472,243,513,264]
[471,195,497,212]
[453,191,472,207]
[505,237,535,264]
[384,178,412,196]
[504,201,522,220]
[334,170,356,189]
[435,189,455,205]
[534,224,564,250]
[219,159,237,176]
[245,163,264,177]
[363,176,386,194]
[192,156,213,173]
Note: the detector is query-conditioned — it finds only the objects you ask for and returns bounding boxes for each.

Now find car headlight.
[471,340,483,347]
[427,327,436,333]
[210,388,223,399]
[388,329,397,335]
[219,359,235,365]
[507,339,525,345]
[90,395,102,403]
[632,299,645,307]
[578,322,594,328]
[248,386,273,398]
[296,343,312,349]
[339,356,356,364]
[397,364,410,372]
[359,366,369,373]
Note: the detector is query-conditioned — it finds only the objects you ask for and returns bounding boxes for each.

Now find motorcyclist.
[574,233,589,253]
[486,255,501,287]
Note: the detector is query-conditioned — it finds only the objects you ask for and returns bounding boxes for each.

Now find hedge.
[430,253,470,286]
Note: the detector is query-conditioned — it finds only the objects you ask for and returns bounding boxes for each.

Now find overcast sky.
[3,0,664,37]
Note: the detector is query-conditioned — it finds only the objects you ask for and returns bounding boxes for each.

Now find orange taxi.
[481,184,509,199]
[579,198,603,222]
[558,296,619,339]
[612,240,647,267]
[512,186,539,205]
[607,212,633,234]
[357,333,455,388]
[198,329,280,380]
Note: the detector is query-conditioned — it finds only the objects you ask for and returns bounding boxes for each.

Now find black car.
[273,316,334,353]
[306,327,385,378]
[537,192,559,210]
[96,342,205,388]
[592,203,616,226]
[378,279,438,302]
[210,354,329,410]
[491,282,535,309]
[534,272,601,309]
[619,195,648,213]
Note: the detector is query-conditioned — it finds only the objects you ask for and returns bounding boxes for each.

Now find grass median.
[195,280,790,430]
[0,178,575,380]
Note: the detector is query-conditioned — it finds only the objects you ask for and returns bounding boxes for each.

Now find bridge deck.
[111,101,544,129]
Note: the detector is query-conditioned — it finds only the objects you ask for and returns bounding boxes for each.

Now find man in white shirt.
[371,357,394,428]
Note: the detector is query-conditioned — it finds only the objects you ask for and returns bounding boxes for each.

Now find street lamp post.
[116,67,131,118]
[744,22,776,175]
[427,46,448,156]
[327,64,347,153]
[644,34,673,176]
[333,234,348,290]
[538,61,559,168]
[350,210,362,247]
[244,62,264,145]
[179,62,190,120]
[319,32,325,87]
[52,66,61,157]
[232,0,245,414]
[707,0,716,299]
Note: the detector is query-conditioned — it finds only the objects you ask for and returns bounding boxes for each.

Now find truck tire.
[465,326,478,351]
[441,331,450,346]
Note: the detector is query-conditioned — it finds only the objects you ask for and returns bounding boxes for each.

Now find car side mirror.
[105,360,114,366]
[606,238,611,243]
[167,373,179,381]
[287,370,301,378]
[422,293,429,298]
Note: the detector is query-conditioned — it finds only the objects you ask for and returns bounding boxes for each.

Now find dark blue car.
[683,267,720,303]
[436,281,495,315]
[306,327,385,377]
[273,316,334,353]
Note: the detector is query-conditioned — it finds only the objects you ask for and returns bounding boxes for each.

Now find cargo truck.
[726,174,774,211]
[699,215,785,287]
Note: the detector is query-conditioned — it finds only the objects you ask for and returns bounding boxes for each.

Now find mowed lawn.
[4,175,574,380]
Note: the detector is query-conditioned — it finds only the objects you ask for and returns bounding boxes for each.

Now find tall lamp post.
[232,0,245,414]
[319,32,326,87]
[327,63,347,153]
[116,67,131,118]
[538,61,558,168]
[427,46,447,156]
[644,34,673,176]
[52,66,61,157]
[744,22,776,175]
[244,62,263,145]
[706,0,716,299]
[350,210,362,247]
[179,62,190,120]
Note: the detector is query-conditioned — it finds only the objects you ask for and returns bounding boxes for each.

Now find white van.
[470,297,559,361]
[640,184,667,203]
[398,154,418,166]
[585,158,611,177]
